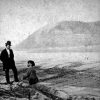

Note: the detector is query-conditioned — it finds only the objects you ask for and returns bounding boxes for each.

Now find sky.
[0,0,100,46]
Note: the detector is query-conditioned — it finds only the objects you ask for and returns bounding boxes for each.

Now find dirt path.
[0,61,100,100]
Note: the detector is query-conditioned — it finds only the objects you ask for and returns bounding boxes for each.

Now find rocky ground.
[0,54,100,100]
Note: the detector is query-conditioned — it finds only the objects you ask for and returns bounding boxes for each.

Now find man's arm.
[0,51,6,71]
[10,49,14,59]
[23,69,30,79]
[0,51,4,62]
[0,54,1,60]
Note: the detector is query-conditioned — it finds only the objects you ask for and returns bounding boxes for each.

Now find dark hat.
[5,41,11,46]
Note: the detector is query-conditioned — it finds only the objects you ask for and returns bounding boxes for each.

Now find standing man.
[0,41,19,84]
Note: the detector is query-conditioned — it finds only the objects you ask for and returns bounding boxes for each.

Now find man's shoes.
[14,80,19,85]
[14,81,19,84]
[6,82,11,84]
[15,79,19,82]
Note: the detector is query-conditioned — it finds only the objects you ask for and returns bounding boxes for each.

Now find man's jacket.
[0,49,15,69]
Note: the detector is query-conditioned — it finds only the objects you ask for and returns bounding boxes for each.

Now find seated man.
[23,60,39,85]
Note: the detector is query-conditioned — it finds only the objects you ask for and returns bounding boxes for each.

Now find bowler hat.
[5,41,11,46]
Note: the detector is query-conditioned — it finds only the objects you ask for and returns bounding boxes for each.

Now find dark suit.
[0,48,19,83]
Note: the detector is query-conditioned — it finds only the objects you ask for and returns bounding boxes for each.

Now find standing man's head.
[27,60,35,67]
[5,41,11,50]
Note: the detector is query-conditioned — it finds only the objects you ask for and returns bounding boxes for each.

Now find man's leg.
[5,69,10,83]
[12,66,19,82]
[29,78,39,85]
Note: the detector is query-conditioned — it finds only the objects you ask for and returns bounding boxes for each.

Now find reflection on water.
[14,51,100,63]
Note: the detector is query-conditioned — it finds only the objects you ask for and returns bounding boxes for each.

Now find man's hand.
[3,68,6,71]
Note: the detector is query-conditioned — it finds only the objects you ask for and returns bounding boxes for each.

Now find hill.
[15,21,100,51]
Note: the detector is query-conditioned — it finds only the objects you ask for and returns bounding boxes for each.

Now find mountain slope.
[16,21,100,51]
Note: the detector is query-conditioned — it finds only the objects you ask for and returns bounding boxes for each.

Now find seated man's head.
[27,60,35,67]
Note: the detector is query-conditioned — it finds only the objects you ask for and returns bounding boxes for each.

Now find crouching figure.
[23,60,39,85]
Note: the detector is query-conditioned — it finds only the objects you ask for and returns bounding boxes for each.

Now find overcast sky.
[0,0,100,46]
